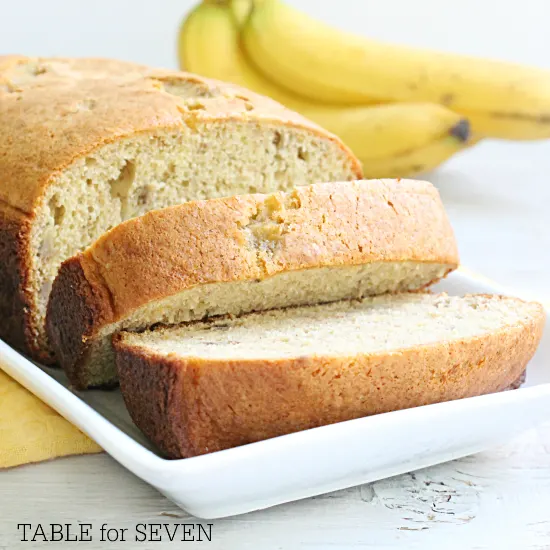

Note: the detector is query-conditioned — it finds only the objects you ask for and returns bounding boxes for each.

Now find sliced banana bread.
[0,55,361,362]
[114,293,545,458]
[47,179,458,389]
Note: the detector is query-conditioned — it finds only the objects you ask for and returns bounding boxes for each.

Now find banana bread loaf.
[0,55,361,362]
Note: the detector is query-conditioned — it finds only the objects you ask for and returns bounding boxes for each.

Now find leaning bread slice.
[114,293,545,459]
[47,179,458,389]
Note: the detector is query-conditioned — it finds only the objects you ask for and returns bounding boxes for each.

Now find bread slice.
[113,293,545,459]
[46,179,458,389]
[0,55,361,363]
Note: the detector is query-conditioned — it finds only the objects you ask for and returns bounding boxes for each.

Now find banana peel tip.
[449,119,470,143]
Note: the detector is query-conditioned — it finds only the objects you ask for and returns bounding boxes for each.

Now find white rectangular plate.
[1,269,549,518]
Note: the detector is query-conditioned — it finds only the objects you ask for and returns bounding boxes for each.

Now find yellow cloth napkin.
[0,369,102,468]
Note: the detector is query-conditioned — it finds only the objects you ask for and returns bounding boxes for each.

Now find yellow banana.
[458,110,550,140]
[307,103,469,163]
[241,0,550,140]
[230,0,256,25]
[179,0,377,115]
[178,1,471,177]
[178,0,318,112]
[363,136,468,179]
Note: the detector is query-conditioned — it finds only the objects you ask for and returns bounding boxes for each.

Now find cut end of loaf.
[28,122,358,360]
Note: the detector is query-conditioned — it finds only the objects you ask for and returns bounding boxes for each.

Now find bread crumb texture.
[122,293,542,359]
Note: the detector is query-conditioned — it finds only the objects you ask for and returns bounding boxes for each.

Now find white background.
[1,1,550,548]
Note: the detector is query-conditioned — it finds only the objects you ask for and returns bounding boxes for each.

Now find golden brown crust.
[0,55,362,360]
[47,179,458,388]
[46,257,115,382]
[114,298,545,458]
[0,203,37,356]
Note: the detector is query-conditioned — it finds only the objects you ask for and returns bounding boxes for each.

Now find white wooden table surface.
[1,1,550,548]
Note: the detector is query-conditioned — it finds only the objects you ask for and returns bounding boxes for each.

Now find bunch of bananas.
[178,0,550,178]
